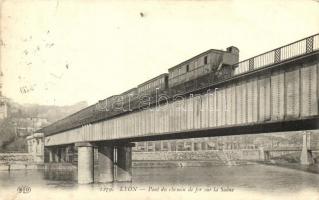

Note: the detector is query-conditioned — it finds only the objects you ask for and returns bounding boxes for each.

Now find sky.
[1,0,319,106]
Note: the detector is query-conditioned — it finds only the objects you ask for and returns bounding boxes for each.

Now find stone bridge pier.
[45,142,134,184]
[76,142,134,184]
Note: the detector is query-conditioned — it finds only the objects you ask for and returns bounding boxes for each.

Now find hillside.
[0,100,88,152]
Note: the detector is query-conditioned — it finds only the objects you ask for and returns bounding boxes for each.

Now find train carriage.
[168,46,239,94]
[137,73,169,96]
[119,88,138,111]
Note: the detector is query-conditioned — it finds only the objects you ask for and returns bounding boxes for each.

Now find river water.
[0,164,319,194]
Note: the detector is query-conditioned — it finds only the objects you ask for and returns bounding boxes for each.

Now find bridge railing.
[234,33,319,75]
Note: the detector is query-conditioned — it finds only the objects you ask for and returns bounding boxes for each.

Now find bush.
[0,118,20,151]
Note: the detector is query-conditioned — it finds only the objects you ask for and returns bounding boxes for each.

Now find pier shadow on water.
[43,163,77,182]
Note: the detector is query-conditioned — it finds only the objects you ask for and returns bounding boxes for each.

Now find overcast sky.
[1,0,319,106]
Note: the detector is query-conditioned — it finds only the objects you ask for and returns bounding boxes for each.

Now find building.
[13,117,49,137]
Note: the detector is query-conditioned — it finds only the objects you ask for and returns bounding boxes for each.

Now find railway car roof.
[168,48,231,71]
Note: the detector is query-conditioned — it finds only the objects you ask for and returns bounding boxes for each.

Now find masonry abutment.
[116,143,133,182]
[98,145,114,183]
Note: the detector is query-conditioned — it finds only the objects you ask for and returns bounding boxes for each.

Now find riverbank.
[260,160,319,174]
[0,163,43,170]
[0,152,43,170]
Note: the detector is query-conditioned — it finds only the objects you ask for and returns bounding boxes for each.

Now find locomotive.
[40,46,239,135]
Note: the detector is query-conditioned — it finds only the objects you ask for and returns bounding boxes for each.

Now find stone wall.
[133,150,220,161]
[0,153,33,163]
[133,149,263,161]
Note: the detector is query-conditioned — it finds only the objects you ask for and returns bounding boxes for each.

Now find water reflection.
[43,163,77,181]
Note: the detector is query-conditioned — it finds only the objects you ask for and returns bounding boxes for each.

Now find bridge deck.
[44,51,319,146]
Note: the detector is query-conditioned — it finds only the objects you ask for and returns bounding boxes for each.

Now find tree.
[0,117,17,151]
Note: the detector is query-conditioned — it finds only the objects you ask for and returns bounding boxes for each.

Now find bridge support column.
[167,141,171,151]
[202,142,207,150]
[65,146,70,162]
[194,142,201,151]
[259,147,265,161]
[44,147,54,163]
[53,148,60,162]
[160,141,164,151]
[98,145,114,183]
[60,147,66,163]
[190,140,195,151]
[152,142,156,152]
[264,151,271,161]
[48,149,53,162]
[300,132,314,165]
[116,143,134,182]
[76,142,94,184]
[144,142,148,152]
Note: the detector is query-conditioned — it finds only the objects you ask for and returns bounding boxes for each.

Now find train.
[40,46,239,135]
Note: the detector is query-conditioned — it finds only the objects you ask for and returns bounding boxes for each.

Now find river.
[0,164,319,194]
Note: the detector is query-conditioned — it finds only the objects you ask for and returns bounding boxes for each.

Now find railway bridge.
[38,34,319,184]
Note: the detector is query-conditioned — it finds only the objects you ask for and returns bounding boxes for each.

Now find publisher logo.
[17,185,31,194]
